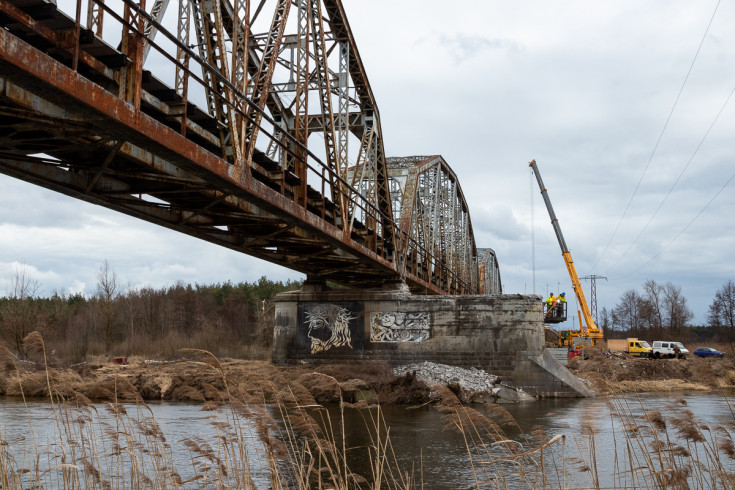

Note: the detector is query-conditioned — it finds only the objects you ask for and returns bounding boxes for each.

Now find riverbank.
[4,349,735,404]
[0,354,433,405]
[567,352,735,394]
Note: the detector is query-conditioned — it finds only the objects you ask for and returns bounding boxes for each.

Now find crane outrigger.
[529,159,603,347]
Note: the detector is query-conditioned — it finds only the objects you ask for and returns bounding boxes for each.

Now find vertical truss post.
[87,0,104,36]
[230,0,249,173]
[459,213,468,292]
[441,173,450,288]
[436,171,446,288]
[121,0,146,111]
[175,0,191,93]
[308,0,342,227]
[375,145,394,259]
[175,0,191,135]
[389,176,405,270]
[430,165,441,281]
[291,0,309,206]
[447,179,457,288]
[337,39,350,187]
[416,172,432,280]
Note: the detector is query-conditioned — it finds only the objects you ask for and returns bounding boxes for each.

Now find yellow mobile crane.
[529,159,603,347]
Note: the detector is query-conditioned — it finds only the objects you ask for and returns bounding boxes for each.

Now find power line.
[591,0,722,272]
[615,171,735,280]
[604,82,735,276]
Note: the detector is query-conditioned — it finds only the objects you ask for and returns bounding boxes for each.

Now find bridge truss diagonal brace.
[0,25,404,287]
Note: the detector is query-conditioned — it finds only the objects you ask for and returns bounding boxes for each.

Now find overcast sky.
[2,0,734,325]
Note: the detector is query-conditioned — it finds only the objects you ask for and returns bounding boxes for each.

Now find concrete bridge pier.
[272,285,593,398]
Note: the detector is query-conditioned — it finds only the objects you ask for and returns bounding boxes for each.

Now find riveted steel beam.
[0,0,492,295]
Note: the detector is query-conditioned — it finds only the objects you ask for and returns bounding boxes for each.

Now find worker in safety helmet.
[558,292,566,316]
[546,293,556,318]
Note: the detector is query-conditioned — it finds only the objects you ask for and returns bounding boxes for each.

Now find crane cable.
[605,82,735,276]
[590,0,722,272]
[530,167,536,295]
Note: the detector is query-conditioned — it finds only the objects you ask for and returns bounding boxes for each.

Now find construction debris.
[395,361,535,403]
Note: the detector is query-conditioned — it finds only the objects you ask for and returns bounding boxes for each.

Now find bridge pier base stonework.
[272,286,592,398]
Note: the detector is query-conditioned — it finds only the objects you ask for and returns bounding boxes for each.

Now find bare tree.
[643,279,664,333]
[707,280,735,328]
[0,264,41,354]
[598,306,612,332]
[612,289,647,333]
[662,282,693,330]
[96,260,120,351]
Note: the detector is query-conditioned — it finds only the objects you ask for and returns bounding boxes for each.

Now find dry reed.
[3,336,735,488]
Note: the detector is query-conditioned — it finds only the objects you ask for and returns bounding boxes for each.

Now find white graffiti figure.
[305,304,355,354]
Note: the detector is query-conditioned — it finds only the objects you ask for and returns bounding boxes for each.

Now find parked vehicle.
[607,338,653,358]
[652,341,689,359]
[694,347,725,358]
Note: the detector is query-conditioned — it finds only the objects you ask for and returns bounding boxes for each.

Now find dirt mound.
[0,358,432,405]
[6,353,733,404]
[568,353,735,394]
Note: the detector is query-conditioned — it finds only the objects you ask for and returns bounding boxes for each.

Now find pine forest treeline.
[0,262,302,363]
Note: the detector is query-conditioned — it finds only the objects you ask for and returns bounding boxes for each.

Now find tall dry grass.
[0,333,426,488]
[3,331,735,488]
[590,393,735,489]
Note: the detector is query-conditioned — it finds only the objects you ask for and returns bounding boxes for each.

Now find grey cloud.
[435,33,522,62]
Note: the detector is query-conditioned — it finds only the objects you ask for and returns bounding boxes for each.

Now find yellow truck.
[607,338,653,358]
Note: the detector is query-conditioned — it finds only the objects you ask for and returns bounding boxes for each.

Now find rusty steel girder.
[0,0,489,294]
[381,156,486,294]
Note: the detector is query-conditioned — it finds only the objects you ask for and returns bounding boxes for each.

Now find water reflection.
[1,391,734,488]
[319,391,735,488]
[0,397,272,488]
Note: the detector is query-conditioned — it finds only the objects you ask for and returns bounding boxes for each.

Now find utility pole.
[582,275,607,326]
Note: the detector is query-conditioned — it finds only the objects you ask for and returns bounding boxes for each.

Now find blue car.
[694,347,725,358]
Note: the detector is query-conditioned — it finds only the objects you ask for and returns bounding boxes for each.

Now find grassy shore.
[3,332,735,488]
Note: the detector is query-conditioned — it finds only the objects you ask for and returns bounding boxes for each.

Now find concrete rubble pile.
[395,361,534,403]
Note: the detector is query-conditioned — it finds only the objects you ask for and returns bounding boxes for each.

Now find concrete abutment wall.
[272,286,592,398]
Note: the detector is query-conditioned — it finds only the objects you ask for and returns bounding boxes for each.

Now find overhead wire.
[615,171,735,280]
[604,82,735,276]
[590,0,723,272]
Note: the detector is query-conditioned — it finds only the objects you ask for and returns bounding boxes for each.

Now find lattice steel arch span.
[0,0,498,294]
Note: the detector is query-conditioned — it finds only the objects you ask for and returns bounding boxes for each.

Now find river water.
[1,391,734,488]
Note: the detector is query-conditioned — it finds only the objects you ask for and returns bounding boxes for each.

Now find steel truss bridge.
[0,0,501,295]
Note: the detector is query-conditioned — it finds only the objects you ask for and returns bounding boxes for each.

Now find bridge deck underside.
[0,0,434,290]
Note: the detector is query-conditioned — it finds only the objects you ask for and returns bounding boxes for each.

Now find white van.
[652,341,689,359]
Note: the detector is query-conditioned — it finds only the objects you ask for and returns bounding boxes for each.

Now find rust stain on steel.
[0,26,400,278]
[0,0,113,78]
[0,0,489,295]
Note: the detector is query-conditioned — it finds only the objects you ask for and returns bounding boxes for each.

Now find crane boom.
[529,159,601,337]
